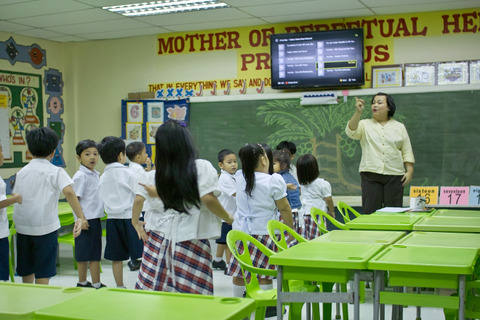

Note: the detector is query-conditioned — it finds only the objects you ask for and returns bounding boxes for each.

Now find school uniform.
[278,169,302,235]
[228,172,286,280]
[300,178,332,240]
[128,161,148,220]
[72,165,104,262]
[99,162,143,262]
[0,176,9,280]
[13,159,73,278]
[135,159,221,295]
[216,169,236,244]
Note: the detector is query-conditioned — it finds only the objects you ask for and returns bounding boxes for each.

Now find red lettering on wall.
[227,31,241,49]
[241,54,255,71]
[462,12,478,33]
[374,45,390,62]
[158,38,174,54]
[442,14,462,33]
[331,22,346,30]
[215,32,227,50]
[362,19,378,39]
[199,33,214,51]
[185,34,199,52]
[393,18,411,37]
[378,19,395,37]
[411,17,427,36]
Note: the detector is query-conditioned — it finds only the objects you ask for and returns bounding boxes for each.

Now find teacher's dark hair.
[154,120,200,214]
[239,143,266,197]
[374,92,396,117]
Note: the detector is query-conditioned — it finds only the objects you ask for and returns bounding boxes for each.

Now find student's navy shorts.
[104,219,143,261]
[16,230,58,278]
[0,237,9,281]
[74,218,102,262]
[215,222,232,244]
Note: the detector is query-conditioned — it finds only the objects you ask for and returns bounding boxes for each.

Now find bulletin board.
[121,99,190,160]
[0,70,43,168]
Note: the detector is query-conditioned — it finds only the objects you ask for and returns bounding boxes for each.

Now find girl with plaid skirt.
[296,154,335,240]
[227,143,294,298]
[131,120,234,295]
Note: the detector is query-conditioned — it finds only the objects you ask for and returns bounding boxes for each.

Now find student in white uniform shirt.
[72,139,106,288]
[132,120,233,295]
[13,127,87,285]
[98,136,143,289]
[125,141,152,271]
[227,143,293,313]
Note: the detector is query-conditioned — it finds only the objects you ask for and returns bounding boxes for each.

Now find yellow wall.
[0,8,479,178]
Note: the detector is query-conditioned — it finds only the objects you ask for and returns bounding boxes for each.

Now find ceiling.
[0,0,478,42]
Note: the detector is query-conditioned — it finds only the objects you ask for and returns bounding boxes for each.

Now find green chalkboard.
[189,90,480,195]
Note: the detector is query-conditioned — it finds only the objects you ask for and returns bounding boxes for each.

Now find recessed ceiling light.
[103,0,230,17]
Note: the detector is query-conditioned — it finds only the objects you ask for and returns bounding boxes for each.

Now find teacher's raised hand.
[355,96,365,113]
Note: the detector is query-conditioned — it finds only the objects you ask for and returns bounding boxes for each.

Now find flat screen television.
[270,28,364,89]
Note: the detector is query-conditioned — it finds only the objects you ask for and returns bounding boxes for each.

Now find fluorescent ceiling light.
[103,0,230,17]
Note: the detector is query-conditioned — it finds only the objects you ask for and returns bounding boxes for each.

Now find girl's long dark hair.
[296,154,319,185]
[154,120,200,213]
[239,144,266,197]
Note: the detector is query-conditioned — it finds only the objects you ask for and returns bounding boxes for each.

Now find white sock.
[78,280,88,285]
[92,282,102,288]
[214,257,223,262]
[259,283,273,291]
[233,283,246,297]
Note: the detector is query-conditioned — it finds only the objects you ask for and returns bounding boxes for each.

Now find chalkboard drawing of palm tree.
[257,98,367,195]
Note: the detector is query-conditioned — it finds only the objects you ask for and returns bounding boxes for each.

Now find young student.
[276,140,298,180]
[72,139,105,288]
[13,127,86,285]
[98,136,143,289]
[296,154,335,240]
[228,143,293,308]
[213,149,237,273]
[132,120,233,295]
[272,149,303,234]
[125,141,152,271]
[0,141,22,281]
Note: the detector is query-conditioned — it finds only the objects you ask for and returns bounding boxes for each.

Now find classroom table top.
[368,245,478,275]
[432,209,480,217]
[395,231,480,250]
[269,241,385,270]
[372,209,434,217]
[32,288,256,320]
[311,230,405,246]
[344,214,422,231]
[413,216,480,233]
[0,283,92,320]
[7,201,77,225]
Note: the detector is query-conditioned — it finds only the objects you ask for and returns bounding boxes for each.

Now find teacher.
[346,93,415,214]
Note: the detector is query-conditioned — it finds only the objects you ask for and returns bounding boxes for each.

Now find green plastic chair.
[310,207,347,233]
[58,214,78,269]
[444,280,480,320]
[266,219,306,252]
[226,230,320,320]
[8,222,16,282]
[337,201,362,223]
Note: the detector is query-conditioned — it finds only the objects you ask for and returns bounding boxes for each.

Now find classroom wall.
[0,8,479,183]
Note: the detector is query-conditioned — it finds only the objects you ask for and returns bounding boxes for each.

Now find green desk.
[312,230,405,245]
[0,283,93,319]
[396,231,480,251]
[368,245,478,320]
[7,201,75,225]
[372,210,434,217]
[32,288,256,320]
[269,241,385,320]
[432,209,480,218]
[413,216,480,233]
[345,215,422,231]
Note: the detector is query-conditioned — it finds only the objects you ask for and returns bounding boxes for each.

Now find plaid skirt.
[301,215,321,240]
[135,231,214,295]
[226,234,277,281]
[278,211,302,235]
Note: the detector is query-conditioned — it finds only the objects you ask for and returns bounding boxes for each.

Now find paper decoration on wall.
[0,90,10,159]
[45,68,65,167]
[147,102,164,122]
[126,123,143,141]
[121,99,189,159]
[127,102,143,123]
[0,37,46,69]
[0,70,43,168]
[147,122,161,144]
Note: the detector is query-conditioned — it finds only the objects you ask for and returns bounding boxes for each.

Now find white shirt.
[138,159,221,242]
[234,172,287,235]
[300,178,332,215]
[99,162,135,219]
[0,177,8,238]
[128,161,146,183]
[72,165,104,220]
[13,159,73,235]
[218,170,236,215]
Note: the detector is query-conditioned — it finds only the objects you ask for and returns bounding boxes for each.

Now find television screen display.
[270,29,364,89]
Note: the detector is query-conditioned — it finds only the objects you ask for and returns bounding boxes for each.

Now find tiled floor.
[10,240,447,319]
